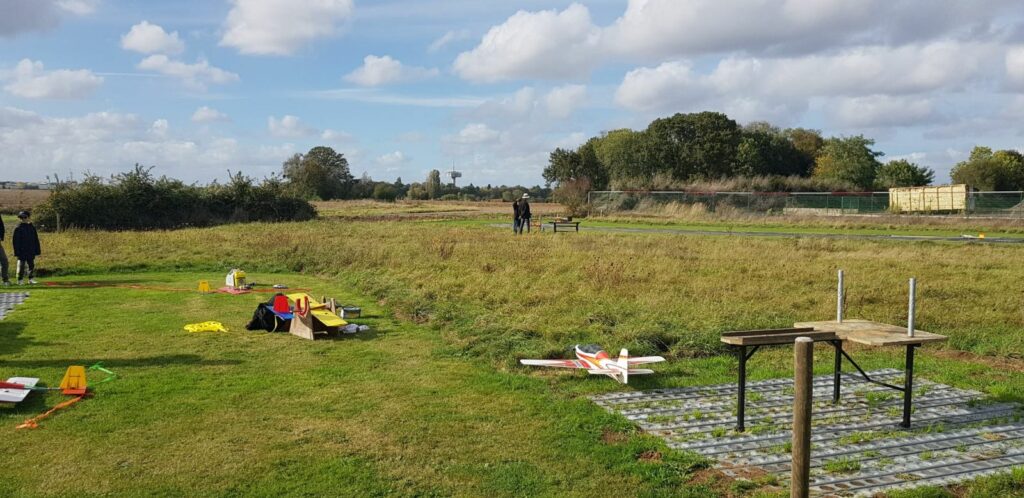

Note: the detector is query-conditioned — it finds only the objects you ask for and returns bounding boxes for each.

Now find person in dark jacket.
[0,215,9,286]
[519,193,532,233]
[12,211,40,285]
[512,199,521,234]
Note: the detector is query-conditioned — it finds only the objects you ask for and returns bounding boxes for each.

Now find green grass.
[2,206,1023,496]
[0,273,708,496]
[822,457,862,474]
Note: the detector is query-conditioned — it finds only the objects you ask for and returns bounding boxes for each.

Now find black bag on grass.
[245,293,290,332]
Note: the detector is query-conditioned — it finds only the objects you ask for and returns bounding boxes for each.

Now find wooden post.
[792,337,813,498]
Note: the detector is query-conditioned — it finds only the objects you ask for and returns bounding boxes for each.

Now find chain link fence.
[587,190,1024,219]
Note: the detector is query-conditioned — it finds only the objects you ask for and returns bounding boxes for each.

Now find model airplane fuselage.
[520,344,665,384]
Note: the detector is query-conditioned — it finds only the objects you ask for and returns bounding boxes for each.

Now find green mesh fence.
[588,191,1024,218]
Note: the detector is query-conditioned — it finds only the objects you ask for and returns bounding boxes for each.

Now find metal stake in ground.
[792,337,813,498]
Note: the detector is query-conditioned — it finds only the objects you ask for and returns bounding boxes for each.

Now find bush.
[33,165,316,231]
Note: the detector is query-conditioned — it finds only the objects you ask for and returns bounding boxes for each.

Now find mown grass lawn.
[2,204,1023,496]
[1,273,714,497]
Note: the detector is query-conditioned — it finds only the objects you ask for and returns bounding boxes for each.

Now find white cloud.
[615,42,999,118]
[191,106,229,123]
[454,0,1018,84]
[268,115,316,138]
[447,123,500,145]
[453,3,600,82]
[375,151,409,167]
[544,84,587,119]
[830,95,936,128]
[55,0,98,15]
[344,55,438,87]
[428,29,471,53]
[320,129,353,142]
[2,59,103,99]
[614,61,709,112]
[137,55,239,90]
[0,0,97,38]
[305,88,486,108]
[121,21,185,55]
[0,106,283,182]
[150,118,169,137]
[220,0,354,56]
[1008,46,1024,90]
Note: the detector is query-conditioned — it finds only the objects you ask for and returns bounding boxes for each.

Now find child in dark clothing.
[13,211,40,285]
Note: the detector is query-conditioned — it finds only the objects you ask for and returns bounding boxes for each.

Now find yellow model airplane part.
[59,366,87,395]
[287,293,346,327]
[184,321,229,333]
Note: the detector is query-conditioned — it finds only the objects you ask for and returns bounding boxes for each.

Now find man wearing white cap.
[519,193,532,233]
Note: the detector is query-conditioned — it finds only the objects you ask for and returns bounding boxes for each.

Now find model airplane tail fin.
[618,348,629,384]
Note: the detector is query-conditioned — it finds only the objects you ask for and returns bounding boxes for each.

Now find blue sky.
[1,0,1023,186]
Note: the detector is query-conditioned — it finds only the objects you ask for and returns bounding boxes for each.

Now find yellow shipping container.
[889,184,970,213]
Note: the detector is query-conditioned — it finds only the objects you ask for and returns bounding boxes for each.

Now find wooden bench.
[541,217,580,233]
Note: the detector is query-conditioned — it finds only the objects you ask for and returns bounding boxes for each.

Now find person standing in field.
[512,198,521,234]
[13,211,40,285]
[0,214,10,286]
[519,193,532,234]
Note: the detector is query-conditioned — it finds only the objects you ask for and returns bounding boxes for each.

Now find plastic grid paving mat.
[591,370,1024,497]
[0,292,29,321]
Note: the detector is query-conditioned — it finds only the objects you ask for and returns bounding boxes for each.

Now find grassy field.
[2,201,1023,497]
[0,190,49,214]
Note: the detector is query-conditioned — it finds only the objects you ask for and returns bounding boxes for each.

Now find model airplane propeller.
[520,344,665,384]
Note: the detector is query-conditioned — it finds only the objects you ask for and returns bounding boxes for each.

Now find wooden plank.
[721,327,814,337]
[793,319,947,346]
[721,331,837,346]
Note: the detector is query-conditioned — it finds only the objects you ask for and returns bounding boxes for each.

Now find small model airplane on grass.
[520,344,665,384]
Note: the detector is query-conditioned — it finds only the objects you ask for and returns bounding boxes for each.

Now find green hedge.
[33,166,316,231]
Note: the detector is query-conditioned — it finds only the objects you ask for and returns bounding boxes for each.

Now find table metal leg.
[901,344,917,428]
[737,345,747,432]
[832,340,842,404]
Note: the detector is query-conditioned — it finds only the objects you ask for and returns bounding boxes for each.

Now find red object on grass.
[0,381,27,389]
[273,294,290,313]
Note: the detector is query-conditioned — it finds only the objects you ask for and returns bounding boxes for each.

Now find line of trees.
[281,146,550,202]
[542,111,937,193]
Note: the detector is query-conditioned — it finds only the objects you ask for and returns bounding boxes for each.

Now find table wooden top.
[720,327,838,346]
[793,319,947,346]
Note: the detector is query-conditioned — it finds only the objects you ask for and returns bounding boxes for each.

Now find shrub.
[33,165,315,231]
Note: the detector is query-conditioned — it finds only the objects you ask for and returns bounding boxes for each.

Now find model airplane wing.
[627,356,666,365]
[0,377,38,403]
[520,359,587,369]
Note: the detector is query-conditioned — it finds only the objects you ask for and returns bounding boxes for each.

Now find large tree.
[282,146,353,200]
[736,123,806,177]
[542,142,608,189]
[950,147,1024,190]
[785,128,824,175]
[875,159,935,188]
[812,136,883,190]
[645,111,741,180]
[425,169,442,199]
[592,129,650,185]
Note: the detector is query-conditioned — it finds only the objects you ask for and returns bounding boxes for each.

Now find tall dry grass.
[36,219,1024,365]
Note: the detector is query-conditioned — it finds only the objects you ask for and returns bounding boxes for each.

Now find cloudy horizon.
[1,0,1022,186]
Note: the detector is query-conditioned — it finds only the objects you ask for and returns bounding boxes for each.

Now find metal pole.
[792,337,813,498]
[837,270,844,323]
[907,278,916,337]
[902,345,917,428]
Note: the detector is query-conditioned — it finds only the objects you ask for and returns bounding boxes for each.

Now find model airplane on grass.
[520,344,665,384]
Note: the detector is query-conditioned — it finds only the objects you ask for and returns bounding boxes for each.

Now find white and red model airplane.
[520,344,665,384]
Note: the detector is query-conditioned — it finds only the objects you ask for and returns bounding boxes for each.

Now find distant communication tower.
[448,166,462,186]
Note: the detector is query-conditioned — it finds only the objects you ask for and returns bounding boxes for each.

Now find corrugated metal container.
[889,184,970,213]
